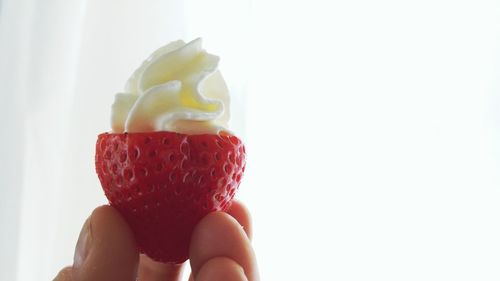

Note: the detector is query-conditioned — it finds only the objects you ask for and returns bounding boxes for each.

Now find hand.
[53,200,258,281]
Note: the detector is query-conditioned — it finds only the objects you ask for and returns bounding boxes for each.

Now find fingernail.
[74,217,92,268]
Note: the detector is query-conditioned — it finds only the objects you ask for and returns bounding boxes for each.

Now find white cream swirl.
[111,38,230,135]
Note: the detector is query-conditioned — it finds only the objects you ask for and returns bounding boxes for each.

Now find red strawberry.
[95,131,246,263]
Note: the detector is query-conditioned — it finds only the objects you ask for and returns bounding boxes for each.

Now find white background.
[1,0,500,280]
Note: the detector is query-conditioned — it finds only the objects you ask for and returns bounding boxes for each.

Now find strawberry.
[95,131,246,263]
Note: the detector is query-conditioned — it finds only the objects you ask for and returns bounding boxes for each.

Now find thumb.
[56,205,139,281]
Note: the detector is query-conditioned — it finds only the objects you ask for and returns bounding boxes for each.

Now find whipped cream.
[111,38,230,135]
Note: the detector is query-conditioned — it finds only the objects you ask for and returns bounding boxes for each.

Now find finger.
[226,200,252,240]
[72,205,139,281]
[138,254,184,281]
[196,257,248,281]
[189,212,259,281]
[53,266,73,281]
[187,201,252,281]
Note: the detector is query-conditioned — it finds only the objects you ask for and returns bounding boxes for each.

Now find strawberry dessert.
[95,38,246,264]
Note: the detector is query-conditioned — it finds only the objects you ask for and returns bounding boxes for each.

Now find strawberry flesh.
[95,131,246,263]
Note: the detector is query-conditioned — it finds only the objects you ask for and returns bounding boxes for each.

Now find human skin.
[53,200,258,281]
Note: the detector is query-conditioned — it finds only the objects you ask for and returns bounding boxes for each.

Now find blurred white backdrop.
[1,0,500,280]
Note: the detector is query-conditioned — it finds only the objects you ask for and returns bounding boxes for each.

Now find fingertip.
[196,257,248,281]
[72,205,139,281]
[227,200,252,240]
[189,212,258,281]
